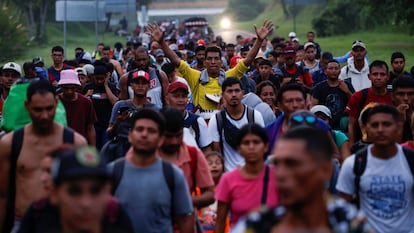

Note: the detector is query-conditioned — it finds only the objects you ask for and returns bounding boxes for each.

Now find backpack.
[280,64,306,83]
[352,147,414,208]
[3,127,74,233]
[184,112,201,148]
[111,145,199,193]
[110,146,198,221]
[215,107,255,153]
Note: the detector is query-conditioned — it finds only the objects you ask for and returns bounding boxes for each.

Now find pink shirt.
[215,165,278,227]
[401,141,414,150]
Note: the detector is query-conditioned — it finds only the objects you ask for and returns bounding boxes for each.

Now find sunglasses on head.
[291,114,317,126]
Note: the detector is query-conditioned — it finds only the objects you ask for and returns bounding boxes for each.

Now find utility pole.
[293,0,296,32]
[64,0,67,53]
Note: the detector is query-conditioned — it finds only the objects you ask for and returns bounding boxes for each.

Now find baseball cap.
[288,32,296,38]
[167,81,189,94]
[83,64,95,75]
[310,105,332,119]
[131,70,150,82]
[3,62,22,76]
[169,44,179,51]
[292,38,300,42]
[352,40,366,50]
[51,146,109,185]
[244,37,252,44]
[282,46,296,58]
[304,42,315,51]
[230,55,242,68]
[288,110,331,132]
[254,54,266,62]
[155,49,165,57]
[79,52,92,64]
[58,69,81,86]
[196,39,206,46]
[32,56,44,65]
[240,45,250,53]
[75,67,87,76]
[186,50,195,58]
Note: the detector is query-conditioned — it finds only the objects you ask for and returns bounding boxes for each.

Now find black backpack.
[110,158,176,220]
[111,158,174,195]
[184,111,201,148]
[3,127,74,233]
[352,147,414,208]
[215,107,255,153]
[280,64,306,82]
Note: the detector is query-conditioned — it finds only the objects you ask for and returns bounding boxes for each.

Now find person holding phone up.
[103,70,159,162]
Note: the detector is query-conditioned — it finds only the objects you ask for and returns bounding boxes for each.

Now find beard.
[161,144,181,154]
[133,147,156,157]
[130,61,149,71]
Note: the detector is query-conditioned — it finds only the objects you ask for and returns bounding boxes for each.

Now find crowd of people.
[1,18,414,233]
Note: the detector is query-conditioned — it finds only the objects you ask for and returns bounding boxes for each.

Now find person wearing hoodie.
[339,41,370,91]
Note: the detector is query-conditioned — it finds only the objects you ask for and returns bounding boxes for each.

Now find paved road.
[213,28,256,44]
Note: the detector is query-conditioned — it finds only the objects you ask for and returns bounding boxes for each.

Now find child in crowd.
[198,151,229,233]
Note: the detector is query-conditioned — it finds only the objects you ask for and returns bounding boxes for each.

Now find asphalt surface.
[213,28,257,44]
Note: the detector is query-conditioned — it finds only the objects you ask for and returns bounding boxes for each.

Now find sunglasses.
[291,114,317,126]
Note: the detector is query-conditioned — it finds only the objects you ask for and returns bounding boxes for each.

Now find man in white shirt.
[336,104,414,233]
[208,77,264,171]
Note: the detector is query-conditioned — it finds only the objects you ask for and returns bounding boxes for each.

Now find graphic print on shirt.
[367,175,407,219]
[325,93,344,117]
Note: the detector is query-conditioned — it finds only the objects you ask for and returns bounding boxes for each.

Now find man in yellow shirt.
[147,20,274,115]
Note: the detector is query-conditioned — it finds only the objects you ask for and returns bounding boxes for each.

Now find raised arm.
[147,23,181,67]
[243,19,274,67]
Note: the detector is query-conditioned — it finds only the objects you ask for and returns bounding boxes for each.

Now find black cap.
[32,56,44,65]
[51,146,109,185]
[240,45,250,53]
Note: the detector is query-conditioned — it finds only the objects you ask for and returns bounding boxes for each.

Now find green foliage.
[0,4,27,62]
[226,0,265,21]
[312,0,414,37]
[231,1,414,66]
[311,0,360,37]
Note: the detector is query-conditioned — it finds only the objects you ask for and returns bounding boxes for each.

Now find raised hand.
[147,22,164,43]
[253,19,274,41]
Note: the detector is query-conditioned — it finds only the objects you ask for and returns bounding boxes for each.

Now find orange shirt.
[195,187,230,233]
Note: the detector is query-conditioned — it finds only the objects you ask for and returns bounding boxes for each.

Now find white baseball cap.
[3,62,22,76]
[310,105,332,119]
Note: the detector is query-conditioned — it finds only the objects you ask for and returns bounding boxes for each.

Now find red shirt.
[284,65,313,87]
[345,88,393,118]
[58,93,97,139]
